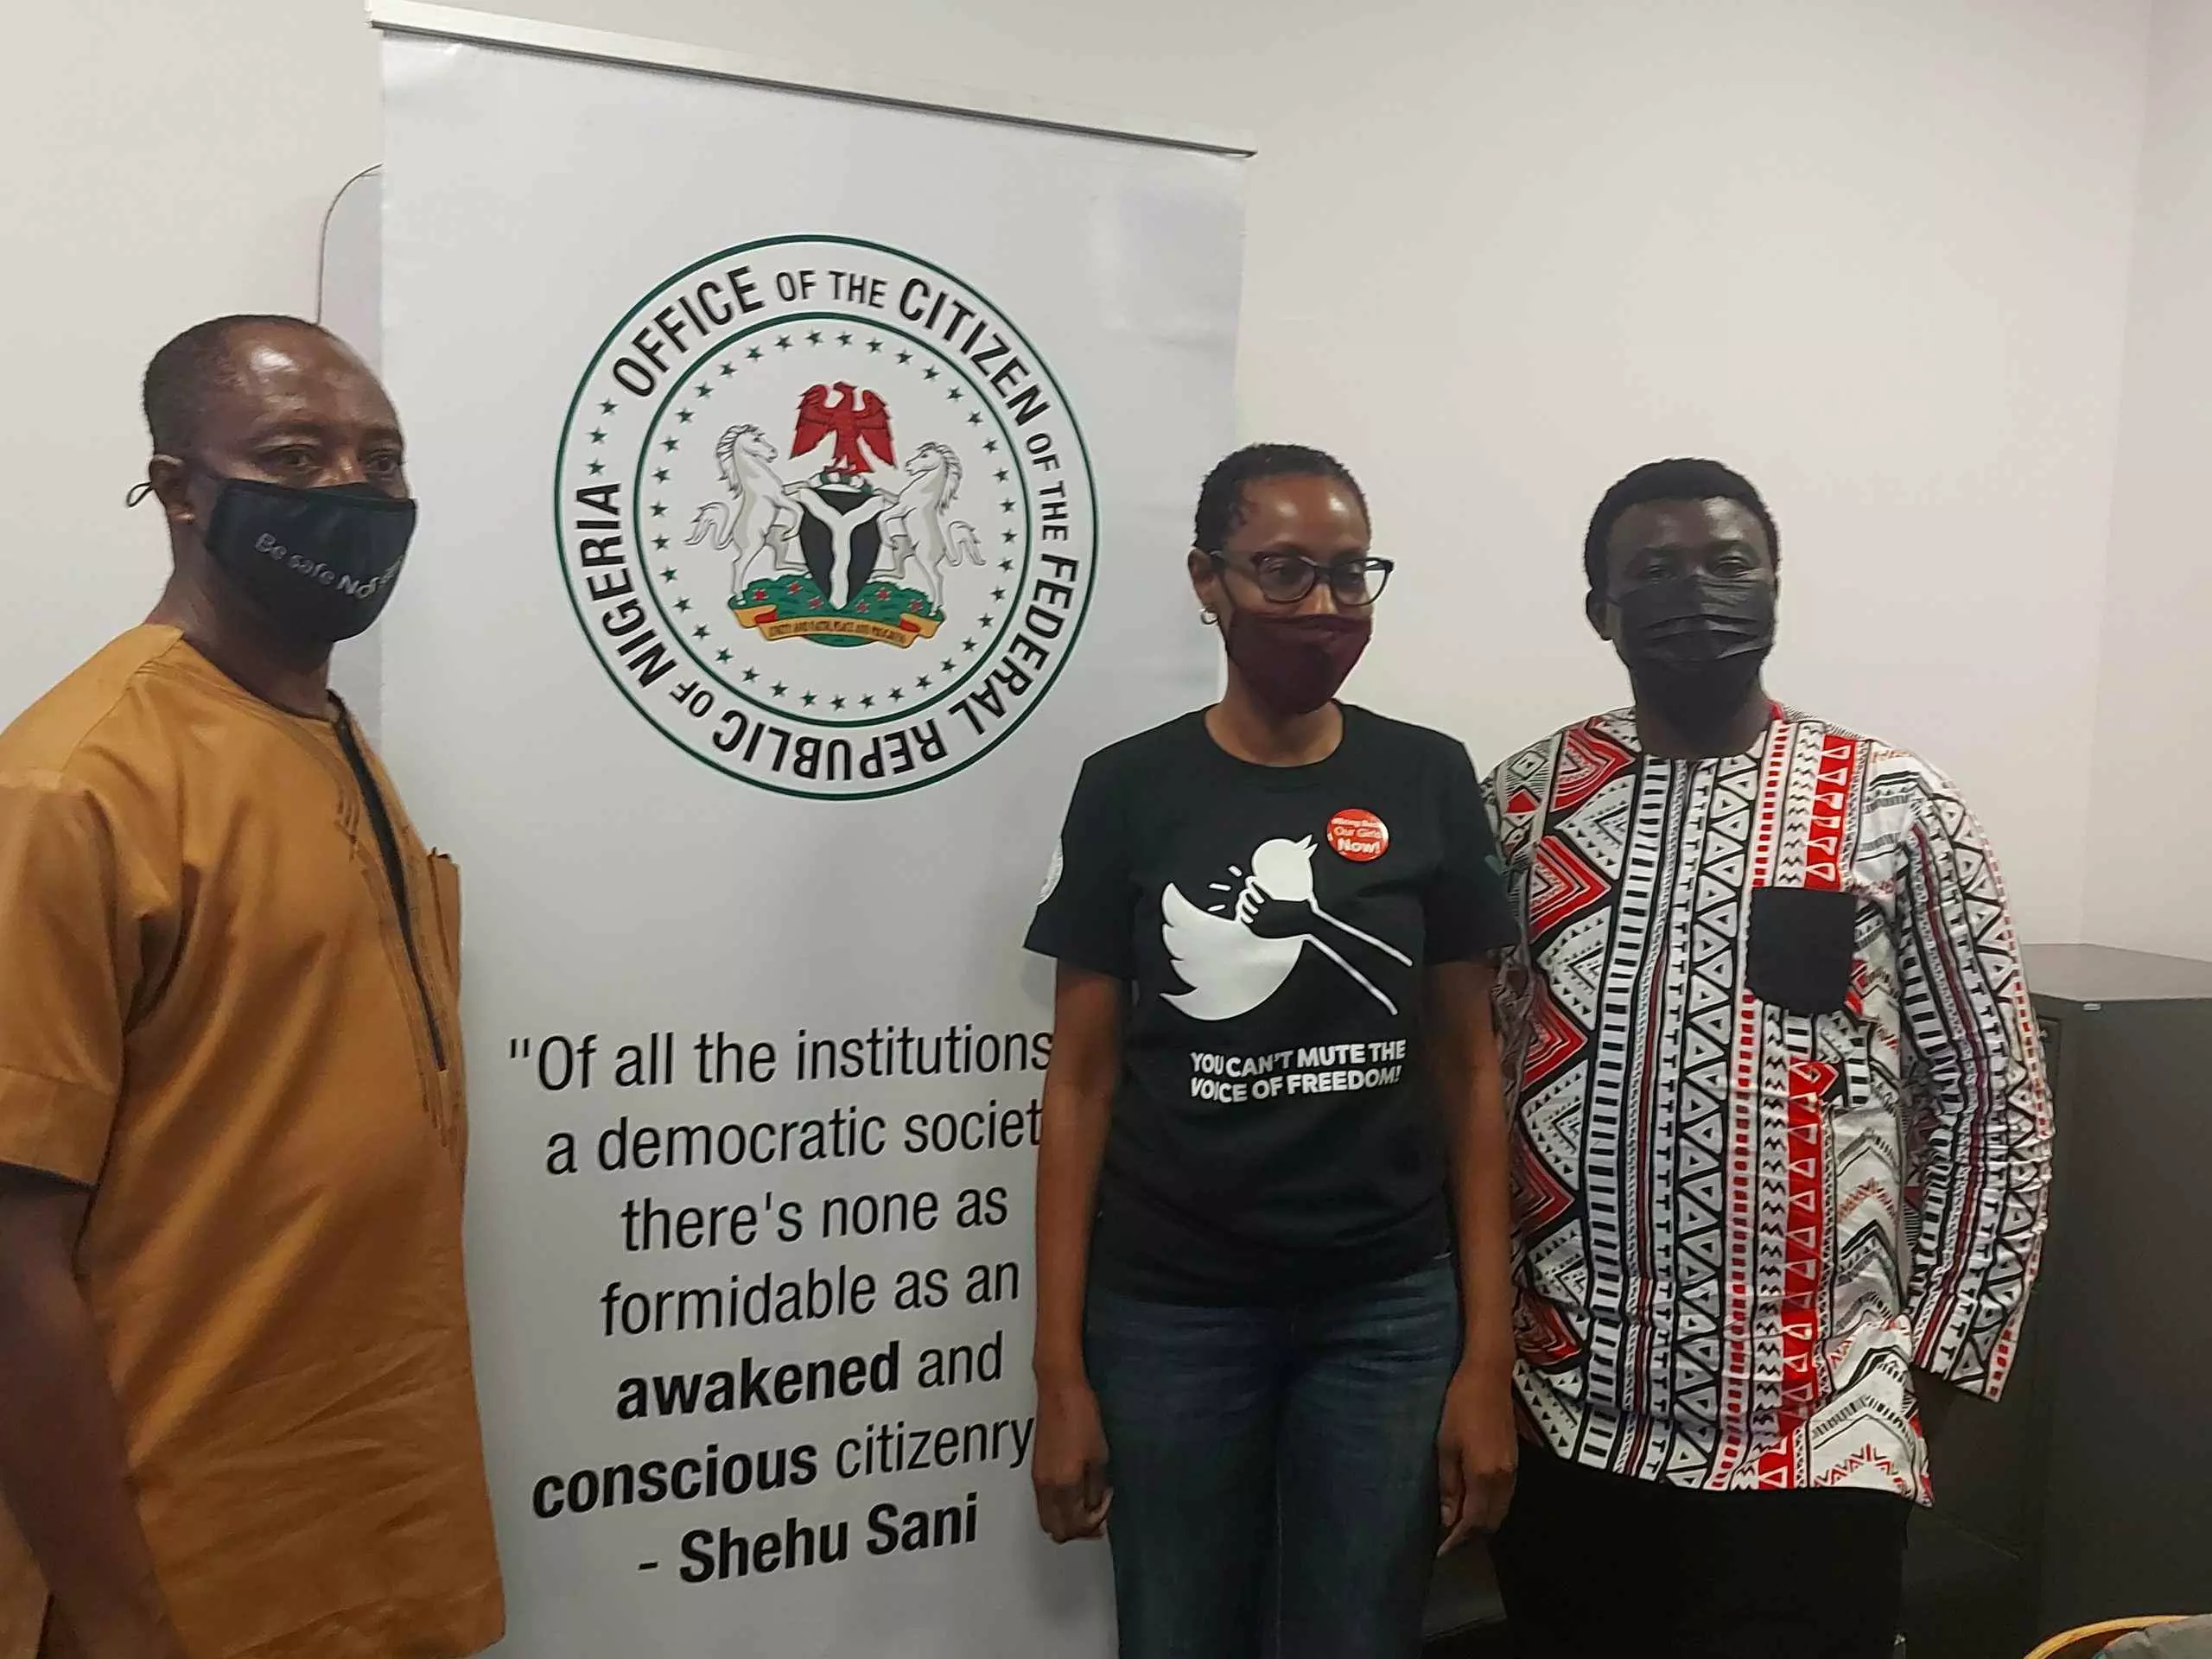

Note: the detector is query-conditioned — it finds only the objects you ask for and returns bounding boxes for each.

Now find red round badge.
[1327,808,1389,862]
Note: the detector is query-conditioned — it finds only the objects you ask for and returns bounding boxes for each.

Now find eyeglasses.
[1209,551,1395,605]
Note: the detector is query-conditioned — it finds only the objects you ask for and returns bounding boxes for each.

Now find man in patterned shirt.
[1484,459,2050,1658]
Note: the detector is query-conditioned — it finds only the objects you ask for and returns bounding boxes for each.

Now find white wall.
[2085,0,2212,962]
[0,0,378,721]
[2,0,2162,944]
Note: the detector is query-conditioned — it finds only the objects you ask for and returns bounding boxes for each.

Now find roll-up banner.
[375,7,1249,1653]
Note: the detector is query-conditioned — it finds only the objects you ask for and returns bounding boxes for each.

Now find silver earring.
[1199,607,1217,626]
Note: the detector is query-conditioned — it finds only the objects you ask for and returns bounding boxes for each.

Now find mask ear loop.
[130,454,207,509]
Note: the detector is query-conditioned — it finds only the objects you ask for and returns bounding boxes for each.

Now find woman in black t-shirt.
[1025,445,1518,1658]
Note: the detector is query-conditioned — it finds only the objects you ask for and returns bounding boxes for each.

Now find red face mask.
[1220,606,1372,716]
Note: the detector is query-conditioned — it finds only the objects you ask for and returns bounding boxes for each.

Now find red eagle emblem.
[792,382,895,475]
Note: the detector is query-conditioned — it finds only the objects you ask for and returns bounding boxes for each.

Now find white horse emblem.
[872,443,983,608]
[685,424,804,600]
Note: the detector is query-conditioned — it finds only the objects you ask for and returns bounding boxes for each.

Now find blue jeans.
[1084,1256,1461,1659]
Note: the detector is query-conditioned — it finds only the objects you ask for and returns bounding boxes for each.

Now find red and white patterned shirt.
[1488,708,2051,1498]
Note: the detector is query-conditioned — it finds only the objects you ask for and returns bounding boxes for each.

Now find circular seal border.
[555,235,1097,802]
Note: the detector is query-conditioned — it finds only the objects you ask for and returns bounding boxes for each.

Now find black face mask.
[1611,575,1777,728]
[199,474,416,644]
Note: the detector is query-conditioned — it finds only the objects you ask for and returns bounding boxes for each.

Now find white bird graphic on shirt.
[1162,836,1411,1020]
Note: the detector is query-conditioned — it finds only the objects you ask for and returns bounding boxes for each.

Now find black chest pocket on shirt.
[1745,887,1857,1015]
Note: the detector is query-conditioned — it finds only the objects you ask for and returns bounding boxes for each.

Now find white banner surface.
[377,27,1243,1656]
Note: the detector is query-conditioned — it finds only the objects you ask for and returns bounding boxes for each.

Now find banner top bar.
[366,1,1258,158]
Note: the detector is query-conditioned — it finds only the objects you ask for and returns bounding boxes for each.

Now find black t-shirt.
[1025,705,1515,1305]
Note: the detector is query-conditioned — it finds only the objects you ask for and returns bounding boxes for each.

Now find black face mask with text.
[199,473,416,644]
[1611,575,1777,730]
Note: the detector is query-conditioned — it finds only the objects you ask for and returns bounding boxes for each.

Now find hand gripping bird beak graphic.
[1163,837,1412,1022]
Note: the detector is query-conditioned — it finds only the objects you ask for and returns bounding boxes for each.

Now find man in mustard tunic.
[0,316,503,1659]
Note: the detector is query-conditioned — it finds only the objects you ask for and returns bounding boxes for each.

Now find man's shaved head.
[143,315,346,455]
[142,315,409,565]
[141,316,404,514]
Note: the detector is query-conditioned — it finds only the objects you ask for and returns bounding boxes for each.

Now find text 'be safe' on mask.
[198,473,417,644]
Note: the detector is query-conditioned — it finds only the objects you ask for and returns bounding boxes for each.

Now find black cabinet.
[2024,944,2212,1638]
[1899,944,2212,1657]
